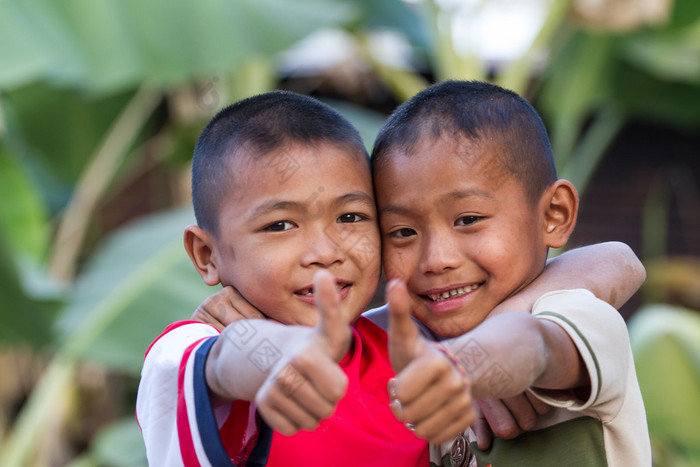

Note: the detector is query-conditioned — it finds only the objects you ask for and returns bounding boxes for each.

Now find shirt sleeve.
[135,323,227,466]
[529,289,632,422]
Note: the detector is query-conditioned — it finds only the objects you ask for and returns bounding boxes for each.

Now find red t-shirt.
[265,317,429,466]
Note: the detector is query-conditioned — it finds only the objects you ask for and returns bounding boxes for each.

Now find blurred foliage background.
[0,0,698,465]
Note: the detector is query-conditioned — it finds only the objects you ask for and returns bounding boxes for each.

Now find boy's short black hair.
[372,80,557,203]
[192,90,368,234]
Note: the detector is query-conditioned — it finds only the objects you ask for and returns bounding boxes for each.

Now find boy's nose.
[419,232,461,274]
[300,226,346,267]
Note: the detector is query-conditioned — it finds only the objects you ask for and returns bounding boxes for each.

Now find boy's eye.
[389,227,417,238]
[337,213,366,223]
[265,221,296,232]
[455,216,481,226]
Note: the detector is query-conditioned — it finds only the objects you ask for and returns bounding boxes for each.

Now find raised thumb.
[386,279,419,372]
[313,269,351,361]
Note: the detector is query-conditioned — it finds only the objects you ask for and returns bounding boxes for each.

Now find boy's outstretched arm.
[443,288,634,403]
[206,270,351,435]
[451,310,585,400]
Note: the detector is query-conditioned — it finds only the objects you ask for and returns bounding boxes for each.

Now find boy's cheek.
[348,236,381,273]
[323,224,380,268]
[382,249,413,281]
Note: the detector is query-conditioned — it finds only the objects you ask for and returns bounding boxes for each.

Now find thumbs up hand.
[256,270,351,435]
[386,279,476,444]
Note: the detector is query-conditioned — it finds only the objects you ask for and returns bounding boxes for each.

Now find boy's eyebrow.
[333,191,375,208]
[249,200,304,219]
[380,189,492,215]
[249,191,374,218]
[445,189,493,201]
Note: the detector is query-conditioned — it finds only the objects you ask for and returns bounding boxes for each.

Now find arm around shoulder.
[490,241,646,317]
[547,241,646,309]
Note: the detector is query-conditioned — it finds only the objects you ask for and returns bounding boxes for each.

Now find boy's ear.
[541,180,578,249]
[184,225,221,286]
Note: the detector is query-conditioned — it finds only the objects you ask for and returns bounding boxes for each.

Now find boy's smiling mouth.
[295,282,351,297]
[422,283,481,302]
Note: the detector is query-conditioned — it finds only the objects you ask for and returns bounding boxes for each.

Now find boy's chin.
[419,312,484,339]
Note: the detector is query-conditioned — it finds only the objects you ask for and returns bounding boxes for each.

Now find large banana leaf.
[622,23,700,85]
[0,207,214,465]
[1,86,134,200]
[0,144,49,259]
[55,207,216,374]
[0,229,59,346]
[0,145,60,346]
[0,0,356,95]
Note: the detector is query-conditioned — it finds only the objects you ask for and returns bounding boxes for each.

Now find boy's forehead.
[222,142,372,202]
[229,141,371,177]
[376,135,513,191]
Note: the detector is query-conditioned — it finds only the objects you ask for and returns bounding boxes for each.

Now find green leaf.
[1,0,357,94]
[2,85,134,205]
[621,23,700,85]
[55,207,216,374]
[5,0,91,88]
[235,0,356,53]
[0,0,52,89]
[629,305,700,456]
[539,32,616,167]
[91,417,148,467]
[669,0,700,29]
[49,0,144,94]
[0,144,49,259]
[0,230,60,347]
[352,0,428,49]
[612,61,700,129]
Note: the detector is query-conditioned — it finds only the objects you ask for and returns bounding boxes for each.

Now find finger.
[401,378,474,443]
[222,286,267,320]
[395,354,459,415]
[502,393,538,432]
[418,404,476,445]
[386,279,420,372]
[289,350,349,410]
[192,286,266,330]
[192,293,228,330]
[398,360,471,427]
[257,389,318,435]
[471,402,494,450]
[275,363,339,421]
[477,397,520,440]
[313,270,351,361]
[526,391,551,415]
[256,404,303,436]
[258,363,339,433]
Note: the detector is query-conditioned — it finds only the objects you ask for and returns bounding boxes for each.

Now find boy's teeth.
[428,284,478,302]
[298,284,347,296]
